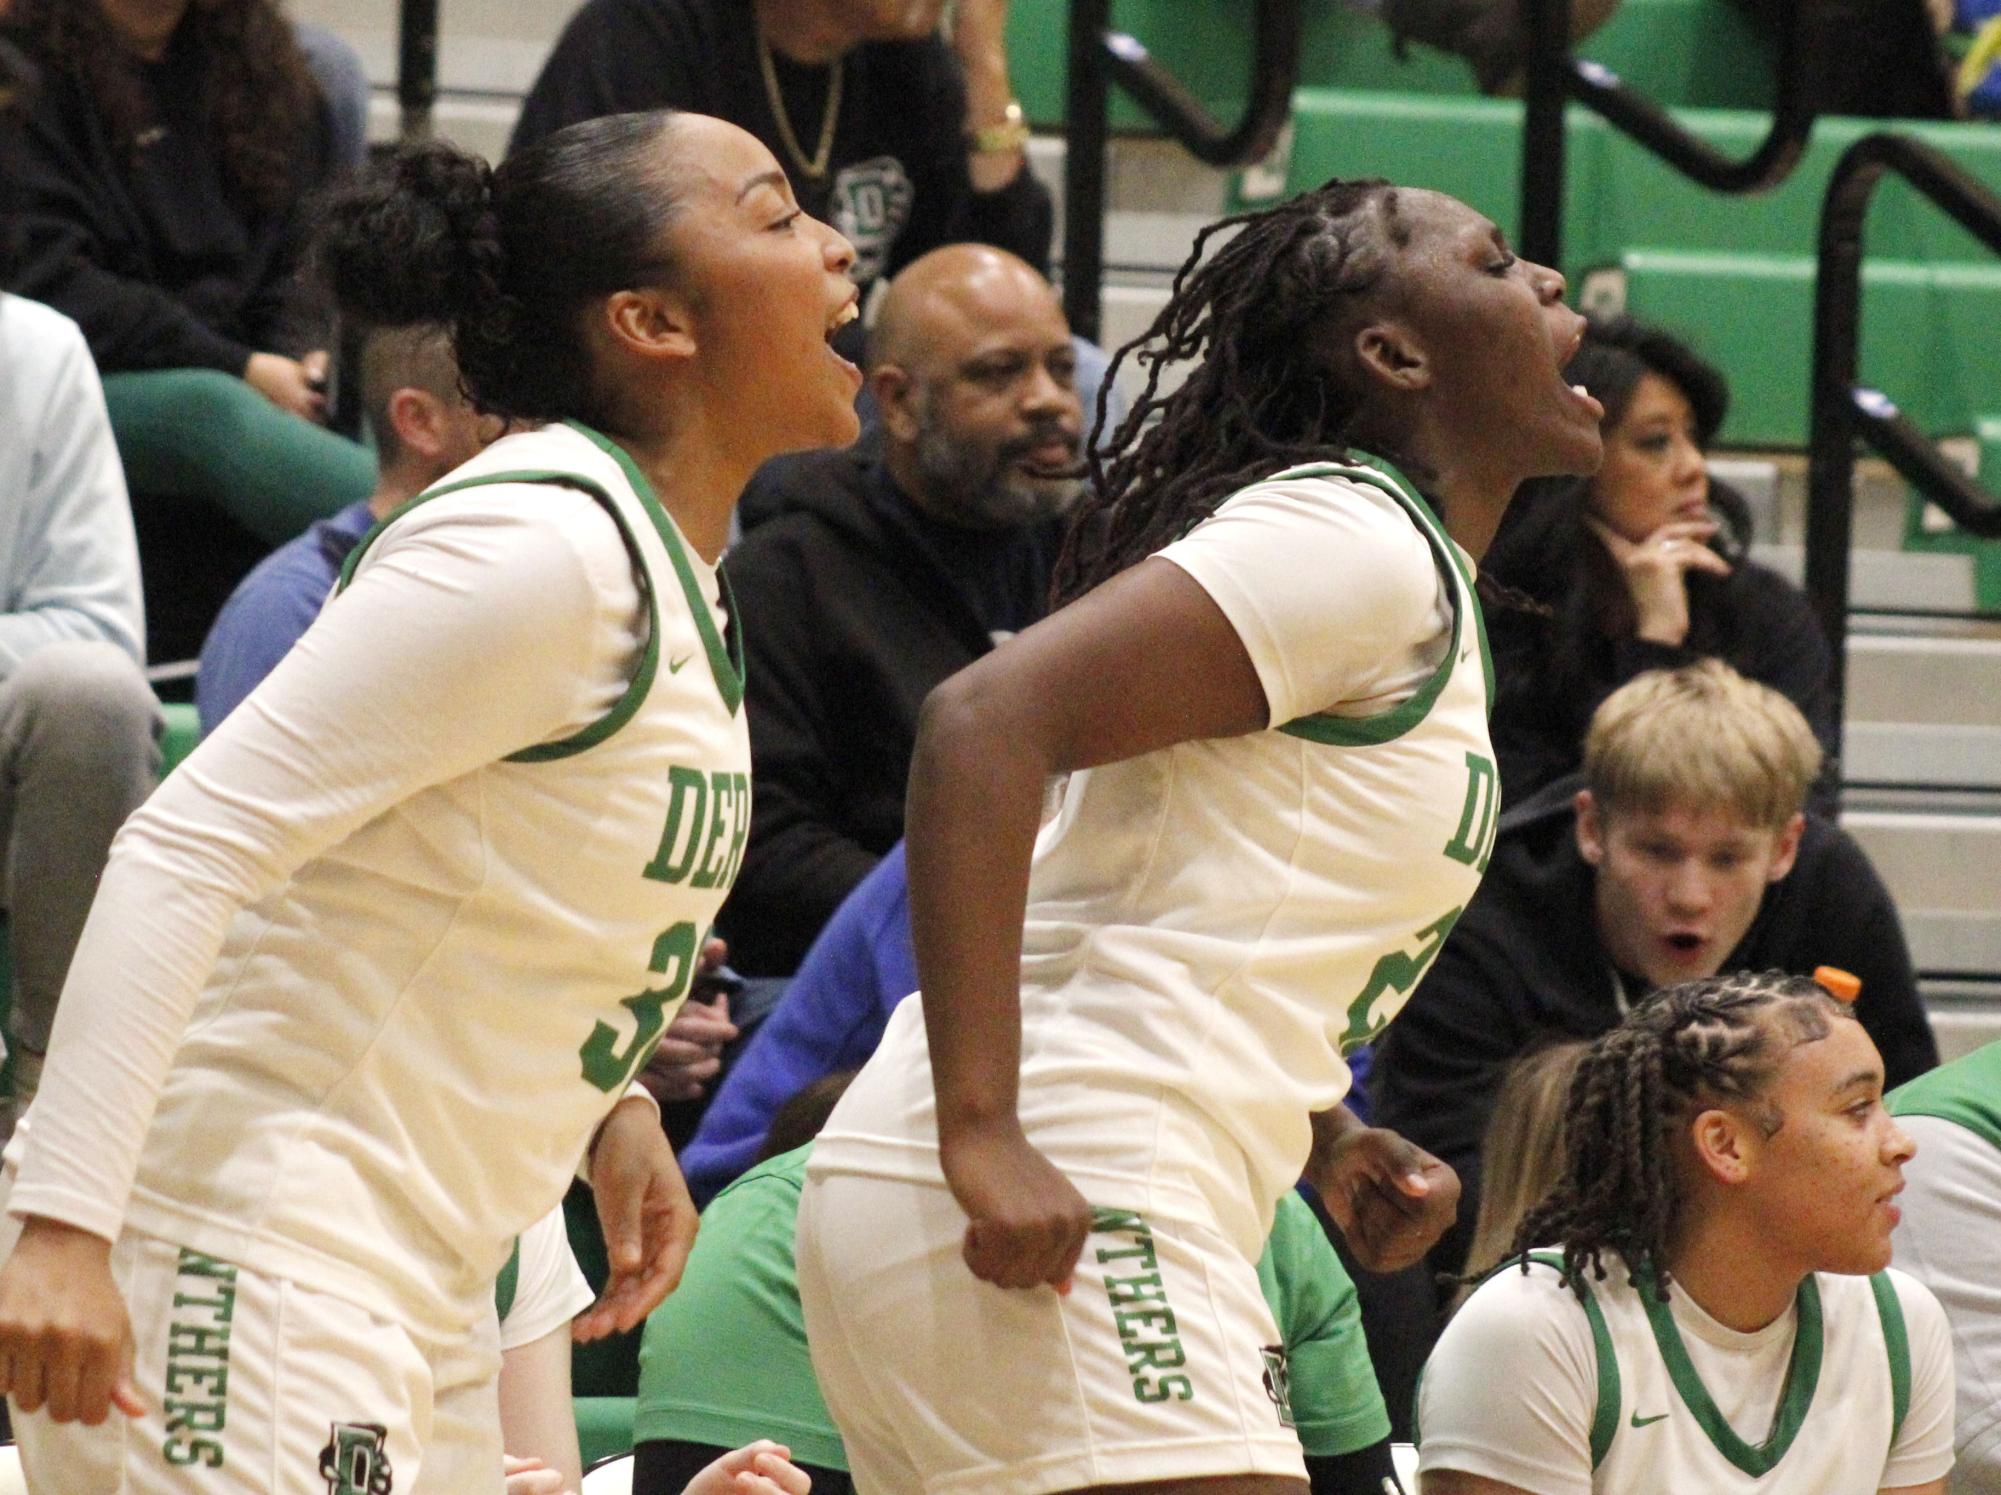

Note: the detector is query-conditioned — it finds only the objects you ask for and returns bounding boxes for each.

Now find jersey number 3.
[579,921,701,1093]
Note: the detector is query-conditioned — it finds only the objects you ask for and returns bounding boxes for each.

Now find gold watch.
[968,100,1030,154]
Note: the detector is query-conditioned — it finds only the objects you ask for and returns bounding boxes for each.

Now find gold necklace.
[756,20,843,181]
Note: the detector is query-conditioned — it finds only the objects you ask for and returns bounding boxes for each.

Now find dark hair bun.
[310,140,503,330]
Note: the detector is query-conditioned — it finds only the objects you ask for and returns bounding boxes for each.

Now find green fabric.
[1871,1272,1913,1446]
[103,370,375,547]
[634,1150,1390,1471]
[1888,1041,2001,1153]
[1639,1263,1823,1477]
[494,1237,522,1324]
[563,421,744,717]
[1256,1192,1392,1456]
[1267,457,1490,747]
[574,1396,638,1469]
[1523,1253,1622,1468]
[633,1146,847,1470]
[333,466,663,765]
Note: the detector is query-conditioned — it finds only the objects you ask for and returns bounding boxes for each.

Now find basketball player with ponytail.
[1420,972,1956,1494]
[0,110,858,1493]
[795,178,1609,1495]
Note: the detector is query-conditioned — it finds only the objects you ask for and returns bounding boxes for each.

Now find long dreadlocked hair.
[4,0,320,216]
[1502,970,1854,1301]
[1050,178,1410,606]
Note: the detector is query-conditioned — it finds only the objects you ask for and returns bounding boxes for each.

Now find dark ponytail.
[311,111,687,426]
[1499,970,1852,1300]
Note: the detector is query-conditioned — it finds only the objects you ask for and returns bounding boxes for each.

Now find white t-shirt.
[1893,1114,2001,1493]
[1419,1255,1956,1494]
[496,1206,595,1353]
[812,461,1499,1257]
[11,423,752,1337]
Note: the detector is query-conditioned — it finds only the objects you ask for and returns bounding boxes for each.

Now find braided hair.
[1050,178,1410,605]
[1503,970,1853,1300]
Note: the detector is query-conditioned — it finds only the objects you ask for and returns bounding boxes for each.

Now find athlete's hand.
[940,1117,1091,1292]
[0,1216,145,1425]
[502,1453,575,1494]
[1309,1123,1461,1273]
[640,995,738,1105]
[683,1439,812,1495]
[1586,515,1732,647]
[577,1097,698,1340]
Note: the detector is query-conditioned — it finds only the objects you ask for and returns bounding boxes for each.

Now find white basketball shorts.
[796,1169,1308,1495]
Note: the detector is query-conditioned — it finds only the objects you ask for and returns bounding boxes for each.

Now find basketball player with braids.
[1419,972,1956,1494]
[0,110,858,1492]
[795,177,1608,1495]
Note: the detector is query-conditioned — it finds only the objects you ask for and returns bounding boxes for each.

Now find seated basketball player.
[1417,970,1955,1494]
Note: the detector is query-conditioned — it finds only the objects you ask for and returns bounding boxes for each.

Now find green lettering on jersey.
[642,767,709,886]
[578,921,700,1092]
[1338,907,1462,1053]
[690,771,750,890]
[1443,751,1499,872]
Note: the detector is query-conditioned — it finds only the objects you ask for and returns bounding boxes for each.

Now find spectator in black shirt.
[716,243,1081,975]
[510,0,1052,306]
[1483,315,1836,809]
[1372,659,1937,1288]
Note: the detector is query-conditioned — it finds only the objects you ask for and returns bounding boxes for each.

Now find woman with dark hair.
[0,0,373,551]
[0,110,857,1493]
[794,178,1606,1495]
[1418,972,1955,1494]
[1482,314,1837,807]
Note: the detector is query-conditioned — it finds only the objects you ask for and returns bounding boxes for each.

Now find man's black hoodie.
[1370,781,1937,1279]
[717,447,1062,975]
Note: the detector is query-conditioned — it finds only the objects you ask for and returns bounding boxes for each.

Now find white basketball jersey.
[121,422,751,1335]
[814,460,1498,1256]
[1438,1255,1923,1494]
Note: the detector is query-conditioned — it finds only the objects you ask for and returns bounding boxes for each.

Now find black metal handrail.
[1062,0,1302,342]
[1805,132,2001,751]
[398,0,439,141]
[1519,0,1813,267]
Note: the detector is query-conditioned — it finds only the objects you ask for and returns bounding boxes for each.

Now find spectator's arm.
[1805,827,1938,1087]
[0,317,144,677]
[498,1324,586,1493]
[508,0,704,155]
[890,37,1053,277]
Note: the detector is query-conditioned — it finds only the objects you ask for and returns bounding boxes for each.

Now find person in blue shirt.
[194,320,495,733]
[681,843,915,1203]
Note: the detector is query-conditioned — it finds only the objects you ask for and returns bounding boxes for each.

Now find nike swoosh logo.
[668,654,693,674]
[1630,1411,1669,1428]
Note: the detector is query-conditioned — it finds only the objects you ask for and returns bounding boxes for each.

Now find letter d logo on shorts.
[319,1422,394,1494]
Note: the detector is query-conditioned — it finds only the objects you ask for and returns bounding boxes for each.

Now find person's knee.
[7,642,160,766]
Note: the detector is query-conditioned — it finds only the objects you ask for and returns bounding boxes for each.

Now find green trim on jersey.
[494,1236,522,1323]
[1253,458,1492,747]
[1639,1263,1823,1476]
[565,421,745,716]
[1524,1252,1622,1468]
[1888,1041,2001,1153]
[1871,1272,1913,1445]
[333,467,663,762]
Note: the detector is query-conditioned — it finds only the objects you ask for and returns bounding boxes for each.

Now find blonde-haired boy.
[1368,662,1935,1404]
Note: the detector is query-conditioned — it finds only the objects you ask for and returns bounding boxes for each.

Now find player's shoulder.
[1439,1254,1608,1365]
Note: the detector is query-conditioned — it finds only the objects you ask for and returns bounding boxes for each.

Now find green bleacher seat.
[1262,94,2001,447]
[1006,0,1776,131]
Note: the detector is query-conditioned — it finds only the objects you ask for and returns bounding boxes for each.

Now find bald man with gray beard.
[716,244,1083,977]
